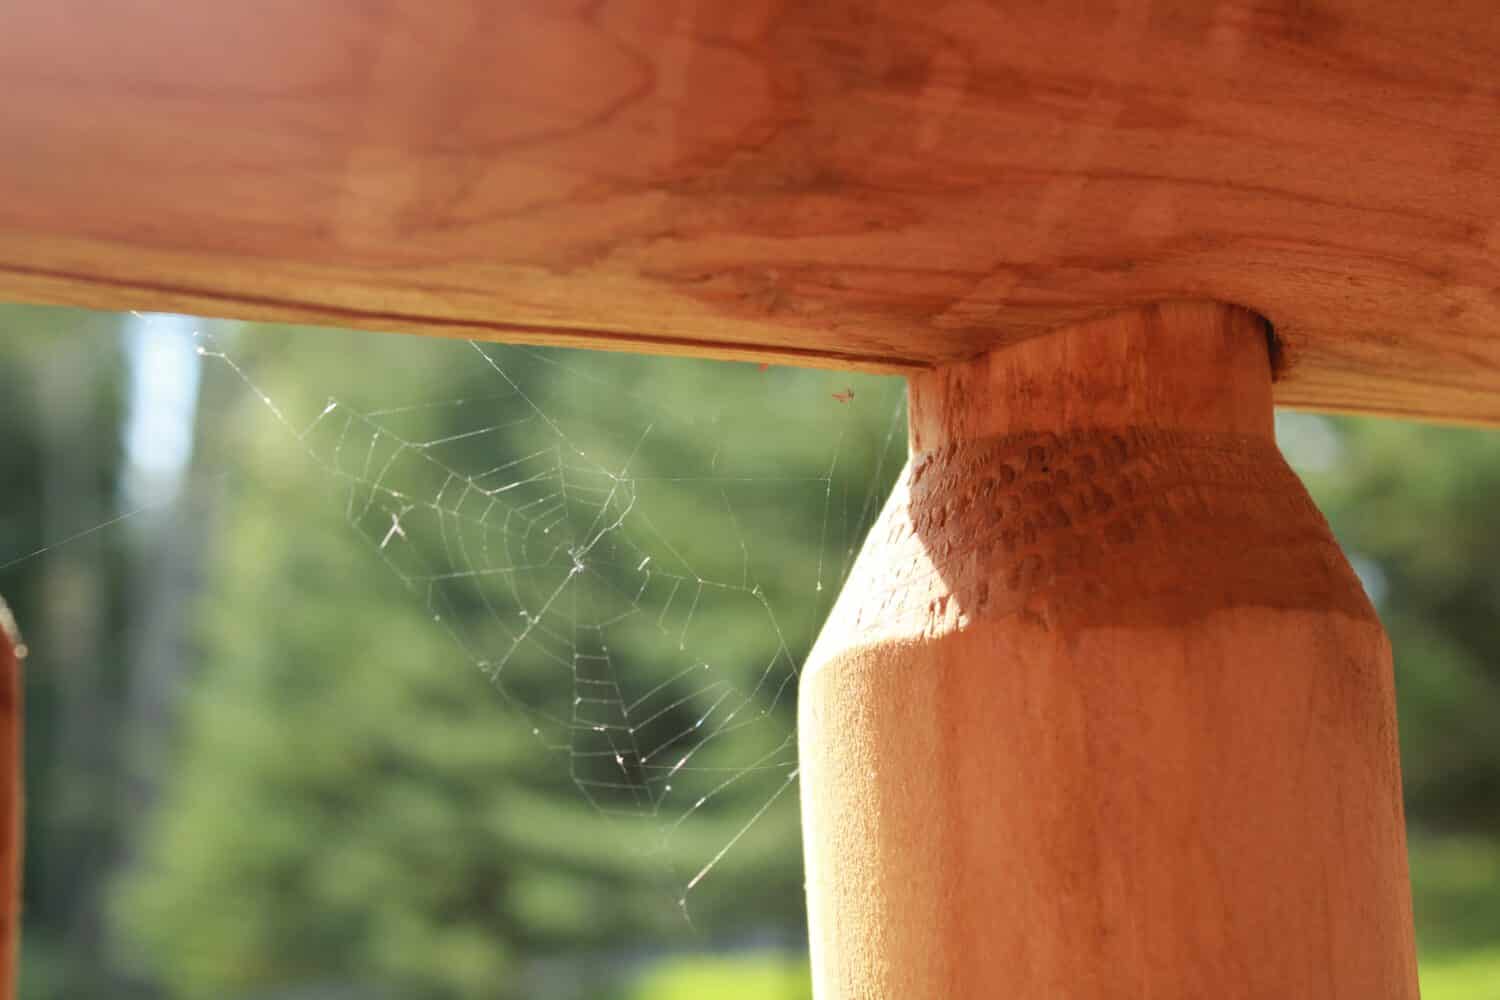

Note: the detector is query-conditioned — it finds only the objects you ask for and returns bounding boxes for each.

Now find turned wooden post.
[0,604,20,1000]
[799,302,1418,998]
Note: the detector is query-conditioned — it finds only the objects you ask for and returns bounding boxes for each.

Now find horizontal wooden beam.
[3,2,1500,422]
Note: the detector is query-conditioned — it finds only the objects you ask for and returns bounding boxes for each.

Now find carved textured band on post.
[799,302,1418,998]
[833,428,1369,639]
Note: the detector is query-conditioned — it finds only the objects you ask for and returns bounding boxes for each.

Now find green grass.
[621,955,811,1000]
[609,837,1500,1000]
[1422,949,1500,1000]
[1413,835,1500,1000]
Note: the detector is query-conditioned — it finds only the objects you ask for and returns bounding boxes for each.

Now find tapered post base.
[799,302,1418,998]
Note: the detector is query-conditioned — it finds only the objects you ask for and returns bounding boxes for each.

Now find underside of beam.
[4,2,1500,423]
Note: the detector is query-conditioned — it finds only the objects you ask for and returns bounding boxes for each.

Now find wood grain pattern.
[799,304,1418,997]
[1,2,1499,420]
[0,603,21,1000]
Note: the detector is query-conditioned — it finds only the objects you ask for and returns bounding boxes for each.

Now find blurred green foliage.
[106,318,901,998]
[0,306,1497,998]
[1293,418,1500,831]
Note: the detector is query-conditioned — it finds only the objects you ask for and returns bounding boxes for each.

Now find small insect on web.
[197,326,908,920]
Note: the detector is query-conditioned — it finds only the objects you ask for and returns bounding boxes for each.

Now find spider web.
[198,328,908,916]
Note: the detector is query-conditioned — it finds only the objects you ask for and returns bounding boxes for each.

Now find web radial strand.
[200,330,907,907]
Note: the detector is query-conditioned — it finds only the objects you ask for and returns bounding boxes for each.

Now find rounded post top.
[908,302,1274,453]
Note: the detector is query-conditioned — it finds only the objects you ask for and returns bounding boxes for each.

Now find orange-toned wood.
[2,3,1500,422]
[0,603,21,1000]
[799,302,1418,998]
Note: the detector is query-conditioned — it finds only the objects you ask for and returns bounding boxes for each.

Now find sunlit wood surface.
[801,304,1418,998]
[0,604,20,1000]
[2,1,1499,422]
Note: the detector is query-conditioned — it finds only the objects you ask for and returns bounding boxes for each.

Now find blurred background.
[0,304,1496,999]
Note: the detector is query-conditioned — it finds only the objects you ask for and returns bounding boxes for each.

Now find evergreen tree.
[114,325,901,998]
